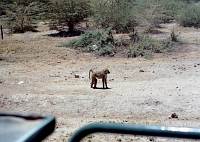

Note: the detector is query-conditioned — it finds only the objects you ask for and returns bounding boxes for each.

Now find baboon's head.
[104,69,110,74]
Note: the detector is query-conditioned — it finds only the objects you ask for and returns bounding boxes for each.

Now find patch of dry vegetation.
[0,40,22,54]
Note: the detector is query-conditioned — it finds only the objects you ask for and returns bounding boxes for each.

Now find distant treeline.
[0,0,200,33]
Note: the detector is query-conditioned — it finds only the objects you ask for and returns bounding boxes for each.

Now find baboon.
[89,68,110,89]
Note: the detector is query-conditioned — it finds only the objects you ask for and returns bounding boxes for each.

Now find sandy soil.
[0,24,200,142]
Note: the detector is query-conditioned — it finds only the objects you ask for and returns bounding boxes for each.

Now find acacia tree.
[49,0,91,32]
[91,0,137,33]
[4,0,47,33]
[0,0,13,16]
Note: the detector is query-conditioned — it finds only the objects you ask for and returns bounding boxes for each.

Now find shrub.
[133,0,164,30]
[48,0,91,32]
[64,28,115,56]
[133,0,186,29]
[170,28,179,42]
[115,37,131,47]
[3,0,47,33]
[127,35,175,58]
[178,4,200,28]
[159,0,186,23]
[91,0,137,33]
[4,0,47,33]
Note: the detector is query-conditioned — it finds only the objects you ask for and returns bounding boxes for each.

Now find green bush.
[115,37,131,47]
[91,0,137,33]
[159,0,186,23]
[64,28,115,56]
[133,0,164,30]
[133,0,187,30]
[3,0,47,33]
[170,28,179,42]
[48,0,91,32]
[178,4,200,28]
[127,35,175,58]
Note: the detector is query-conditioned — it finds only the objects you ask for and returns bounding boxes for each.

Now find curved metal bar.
[17,116,55,142]
[0,113,56,142]
[0,113,44,120]
[69,123,200,142]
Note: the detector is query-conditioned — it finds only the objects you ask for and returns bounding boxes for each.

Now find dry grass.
[0,40,22,54]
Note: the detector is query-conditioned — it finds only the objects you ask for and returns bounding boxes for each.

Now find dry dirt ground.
[1,23,200,142]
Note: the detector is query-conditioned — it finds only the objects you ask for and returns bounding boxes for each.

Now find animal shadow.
[93,87,111,90]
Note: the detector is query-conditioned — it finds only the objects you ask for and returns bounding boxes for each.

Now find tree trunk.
[21,19,24,33]
[68,22,75,32]
[1,25,3,40]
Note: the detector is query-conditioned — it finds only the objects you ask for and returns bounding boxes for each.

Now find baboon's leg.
[91,77,95,88]
[94,78,97,89]
[105,78,108,88]
[91,81,93,88]
[102,77,105,89]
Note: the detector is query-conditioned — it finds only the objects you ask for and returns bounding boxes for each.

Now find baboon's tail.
[89,69,93,79]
